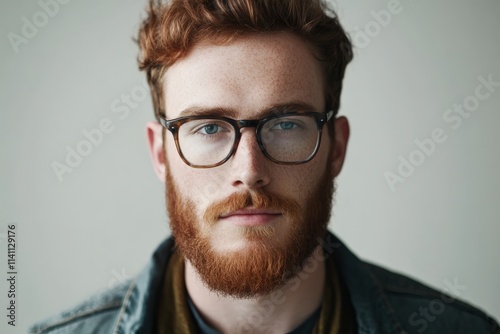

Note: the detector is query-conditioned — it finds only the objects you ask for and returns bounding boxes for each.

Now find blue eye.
[270,121,298,131]
[278,122,297,130]
[201,124,220,134]
[187,121,232,139]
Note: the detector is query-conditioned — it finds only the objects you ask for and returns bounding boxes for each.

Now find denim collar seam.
[112,276,140,334]
[31,301,123,334]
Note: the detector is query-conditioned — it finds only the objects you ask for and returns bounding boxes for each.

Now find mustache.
[203,190,302,225]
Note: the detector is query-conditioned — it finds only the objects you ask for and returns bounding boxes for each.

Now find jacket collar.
[112,238,176,334]
[113,233,405,334]
[328,233,406,334]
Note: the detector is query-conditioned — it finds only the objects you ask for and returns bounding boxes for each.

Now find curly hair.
[137,0,353,122]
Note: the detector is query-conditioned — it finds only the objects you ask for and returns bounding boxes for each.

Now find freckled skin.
[163,32,333,247]
[145,31,350,334]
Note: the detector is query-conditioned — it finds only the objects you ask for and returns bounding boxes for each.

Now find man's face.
[152,32,347,297]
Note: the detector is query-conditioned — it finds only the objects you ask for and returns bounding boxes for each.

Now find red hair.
[137,0,353,121]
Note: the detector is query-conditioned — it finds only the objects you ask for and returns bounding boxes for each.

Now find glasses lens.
[178,119,235,166]
[260,115,320,163]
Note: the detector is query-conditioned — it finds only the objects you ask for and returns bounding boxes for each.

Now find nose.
[229,128,270,190]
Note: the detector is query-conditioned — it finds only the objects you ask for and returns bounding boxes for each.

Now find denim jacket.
[30,233,500,334]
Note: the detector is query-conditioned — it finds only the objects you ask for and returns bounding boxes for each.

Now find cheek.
[270,166,318,203]
[278,142,331,202]
[165,139,227,216]
[165,133,195,182]
[189,171,229,214]
[165,137,196,202]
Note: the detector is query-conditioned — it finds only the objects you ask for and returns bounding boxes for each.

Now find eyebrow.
[178,106,238,118]
[177,102,319,119]
[264,102,319,117]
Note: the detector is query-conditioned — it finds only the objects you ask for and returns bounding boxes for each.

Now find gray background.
[1,0,499,333]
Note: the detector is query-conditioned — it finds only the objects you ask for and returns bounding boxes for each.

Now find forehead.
[163,32,326,119]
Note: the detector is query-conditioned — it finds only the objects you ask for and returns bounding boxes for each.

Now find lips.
[220,208,282,218]
[219,207,282,226]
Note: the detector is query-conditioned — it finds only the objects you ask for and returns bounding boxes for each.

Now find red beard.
[165,163,334,298]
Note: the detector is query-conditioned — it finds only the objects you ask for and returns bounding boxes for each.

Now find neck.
[185,245,326,334]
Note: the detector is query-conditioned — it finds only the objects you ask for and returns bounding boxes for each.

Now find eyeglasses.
[159,110,333,168]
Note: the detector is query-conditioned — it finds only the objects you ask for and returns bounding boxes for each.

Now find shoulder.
[28,280,133,334]
[365,262,500,334]
[29,237,176,334]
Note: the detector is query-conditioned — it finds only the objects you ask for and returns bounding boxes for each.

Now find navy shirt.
[187,293,322,334]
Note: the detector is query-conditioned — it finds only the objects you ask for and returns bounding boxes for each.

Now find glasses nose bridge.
[236,119,261,131]
[232,119,264,156]
[233,119,262,143]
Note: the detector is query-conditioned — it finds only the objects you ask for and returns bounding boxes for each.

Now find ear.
[330,116,350,177]
[146,121,166,182]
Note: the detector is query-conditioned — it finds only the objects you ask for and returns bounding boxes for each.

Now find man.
[30,0,499,333]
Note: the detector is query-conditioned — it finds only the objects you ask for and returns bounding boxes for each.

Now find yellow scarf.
[157,250,356,333]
